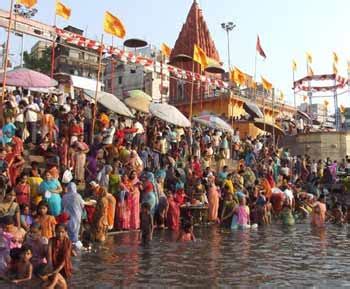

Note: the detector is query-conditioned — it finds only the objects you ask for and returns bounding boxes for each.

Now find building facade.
[30,40,50,59]
[54,26,105,80]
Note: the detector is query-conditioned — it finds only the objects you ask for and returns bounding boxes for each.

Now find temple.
[169,1,296,137]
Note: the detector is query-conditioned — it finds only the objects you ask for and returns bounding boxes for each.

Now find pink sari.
[208,184,219,222]
[116,183,130,230]
[127,178,140,230]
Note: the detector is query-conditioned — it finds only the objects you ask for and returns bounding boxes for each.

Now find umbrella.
[126,90,152,101]
[150,103,191,127]
[243,102,264,118]
[0,68,58,88]
[84,90,134,118]
[124,96,150,113]
[193,114,233,134]
[253,118,285,136]
[297,110,311,121]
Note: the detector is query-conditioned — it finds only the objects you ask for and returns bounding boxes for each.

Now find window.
[118,76,123,85]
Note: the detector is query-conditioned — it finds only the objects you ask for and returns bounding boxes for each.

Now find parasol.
[253,118,285,136]
[84,90,134,118]
[123,38,148,48]
[204,58,225,74]
[297,110,311,121]
[0,68,58,88]
[126,90,152,101]
[243,101,264,118]
[124,96,151,113]
[193,114,233,134]
[150,103,191,127]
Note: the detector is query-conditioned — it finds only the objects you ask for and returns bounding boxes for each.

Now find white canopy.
[84,90,134,118]
[149,103,191,127]
[71,75,103,91]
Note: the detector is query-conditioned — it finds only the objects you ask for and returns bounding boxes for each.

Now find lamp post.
[13,3,38,67]
[221,22,236,72]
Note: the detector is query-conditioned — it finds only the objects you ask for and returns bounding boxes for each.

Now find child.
[10,245,33,285]
[20,204,33,232]
[23,223,48,269]
[47,224,72,280]
[34,201,57,239]
[36,263,68,289]
[140,203,153,244]
[177,222,196,242]
[232,196,250,229]
[331,202,344,225]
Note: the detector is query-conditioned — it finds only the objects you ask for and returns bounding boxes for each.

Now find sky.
[1,0,350,109]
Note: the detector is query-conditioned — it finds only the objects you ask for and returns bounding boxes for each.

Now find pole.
[263,89,266,144]
[253,51,257,99]
[293,69,296,108]
[226,30,231,72]
[1,0,15,124]
[20,34,24,68]
[91,34,104,143]
[272,90,275,148]
[111,36,114,95]
[50,1,57,78]
[189,60,195,120]
[160,53,163,103]
[334,77,339,130]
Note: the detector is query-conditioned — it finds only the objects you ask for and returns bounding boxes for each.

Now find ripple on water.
[68,224,350,288]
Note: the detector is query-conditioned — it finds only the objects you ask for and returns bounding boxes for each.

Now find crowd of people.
[0,88,349,288]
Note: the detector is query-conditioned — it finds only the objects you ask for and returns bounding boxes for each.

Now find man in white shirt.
[25,96,40,144]
[102,119,116,146]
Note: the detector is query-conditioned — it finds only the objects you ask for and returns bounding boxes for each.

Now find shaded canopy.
[150,103,191,127]
[243,102,264,119]
[253,118,285,136]
[84,90,134,118]
[0,68,58,88]
[193,114,233,134]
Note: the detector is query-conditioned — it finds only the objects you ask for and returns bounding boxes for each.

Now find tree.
[23,47,51,75]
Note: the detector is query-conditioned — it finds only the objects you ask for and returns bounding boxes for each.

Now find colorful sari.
[208,184,219,222]
[126,178,140,230]
[50,236,73,279]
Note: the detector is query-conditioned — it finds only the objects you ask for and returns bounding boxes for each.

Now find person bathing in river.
[140,203,153,245]
[281,201,295,226]
[177,222,196,242]
[311,194,327,228]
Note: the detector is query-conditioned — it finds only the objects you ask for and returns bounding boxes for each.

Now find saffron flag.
[104,11,126,39]
[56,2,71,20]
[324,100,329,108]
[231,67,246,86]
[18,0,37,8]
[261,76,272,91]
[303,95,308,102]
[306,52,312,64]
[279,91,285,102]
[161,43,172,58]
[333,63,338,75]
[292,60,297,72]
[340,105,346,114]
[193,44,208,68]
[256,35,266,59]
[307,65,314,76]
[333,52,339,64]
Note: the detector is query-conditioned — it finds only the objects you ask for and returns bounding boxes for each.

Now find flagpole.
[91,34,104,143]
[50,0,58,78]
[1,0,15,124]
[111,36,115,95]
[253,50,257,100]
[189,60,195,120]
[160,52,163,103]
[272,90,275,148]
[293,69,296,108]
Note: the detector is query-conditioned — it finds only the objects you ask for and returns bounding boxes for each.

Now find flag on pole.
[18,0,37,8]
[261,76,272,91]
[303,95,308,102]
[193,44,208,69]
[231,67,246,86]
[56,2,71,20]
[340,105,346,114]
[306,52,312,64]
[333,52,339,64]
[256,35,266,59]
[279,91,285,102]
[292,59,297,72]
[161,43,172,58]
[324,99,329,108]
[333,63,338,75]
[307,65,314,76]
[104,11,126,39]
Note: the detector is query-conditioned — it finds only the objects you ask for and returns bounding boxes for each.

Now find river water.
[69,223,350,289]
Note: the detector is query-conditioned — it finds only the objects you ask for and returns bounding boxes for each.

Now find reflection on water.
[70,224,350,288]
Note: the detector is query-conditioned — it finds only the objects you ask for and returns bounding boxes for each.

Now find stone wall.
[281,132,350,161]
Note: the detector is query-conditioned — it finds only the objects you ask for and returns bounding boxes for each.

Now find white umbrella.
[84,90,134,118]
[149,103,191,127]
[193,114,233,134]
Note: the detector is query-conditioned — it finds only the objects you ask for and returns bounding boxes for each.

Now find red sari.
[14,182,30,206]
[116,183,130,230]
[126,178,140,230]
[167,195,180,231]
[50,236,73,279]
[5,152,23,186]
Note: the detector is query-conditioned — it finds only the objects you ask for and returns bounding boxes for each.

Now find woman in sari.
[142,172,158,217]
[62,182,85,243]
[85,154,98,184]
[5,144,25,187]
[38,171,63,217]
[207,175,220,222]
[73,139,89,183]
[116,175,130,230]
[14,172,31,207]
[167,193,180,231]
[126,170,141,230]
[41,110,57,143]
[91,184,109,242]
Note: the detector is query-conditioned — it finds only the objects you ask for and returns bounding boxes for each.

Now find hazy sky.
[1,0,350,107]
